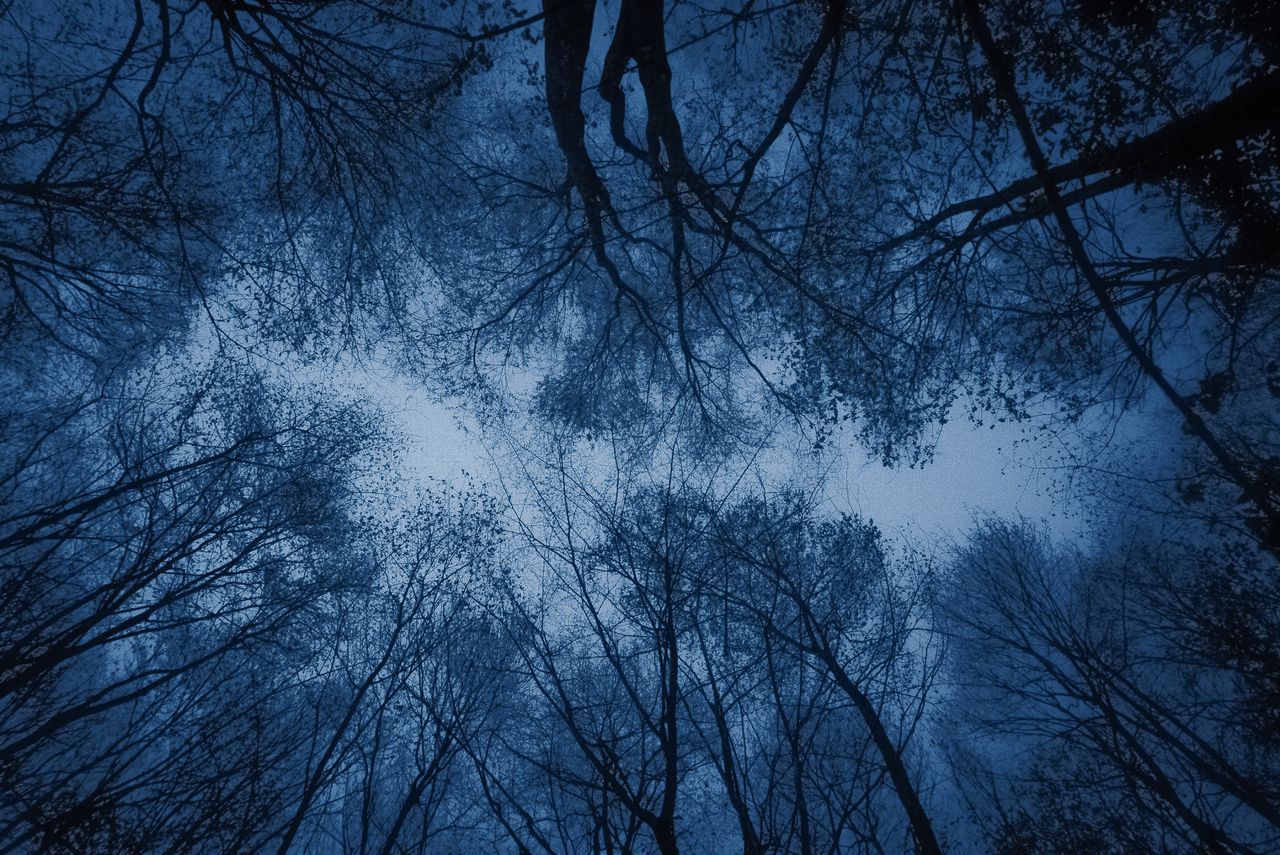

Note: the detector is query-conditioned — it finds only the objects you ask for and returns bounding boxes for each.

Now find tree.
[488,460,706,855]
[945,519,1280,853]
[477,436,944,854]
[712,492,945,855]
[0,0,493,352]
[436,0,1278,549]
[277,490,506,855]
[0,357,378,851]
[0,345,510,852]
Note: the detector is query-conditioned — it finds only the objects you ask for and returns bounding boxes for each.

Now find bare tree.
[0,0,493,351]
[475,438,945,854]
[712,492,944,855]
[0,358,380,851]
[945,520,1280,854]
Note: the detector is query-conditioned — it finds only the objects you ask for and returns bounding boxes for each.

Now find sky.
[182,266,1127,557]
[354,361,1088,547]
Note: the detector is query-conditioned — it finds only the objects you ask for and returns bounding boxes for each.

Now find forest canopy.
[1,0,1277,852]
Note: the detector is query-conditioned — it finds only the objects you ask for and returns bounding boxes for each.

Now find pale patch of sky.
[181,273,1162,552]
[824,402,1077,541]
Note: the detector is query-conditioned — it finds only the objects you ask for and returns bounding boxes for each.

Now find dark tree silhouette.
[2,0,1277,851]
